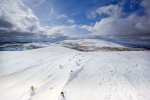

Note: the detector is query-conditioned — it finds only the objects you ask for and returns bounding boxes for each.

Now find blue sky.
[24,0,144,25]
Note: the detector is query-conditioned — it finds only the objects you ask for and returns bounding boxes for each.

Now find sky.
[0,0,150,42]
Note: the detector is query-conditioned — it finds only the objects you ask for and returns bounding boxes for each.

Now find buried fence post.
[30,86,36,96]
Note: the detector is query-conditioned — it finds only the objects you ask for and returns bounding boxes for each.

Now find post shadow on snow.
[59,96,67,100]
[59,65,63,69]
[66,65,84,85]
[28,86,36,100]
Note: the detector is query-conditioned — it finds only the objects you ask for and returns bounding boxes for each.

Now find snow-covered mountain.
[58,39,147,51]
[0,42,50,51]
[0,44,150,100]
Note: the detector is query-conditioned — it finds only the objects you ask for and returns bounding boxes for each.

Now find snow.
[0,44,150,100]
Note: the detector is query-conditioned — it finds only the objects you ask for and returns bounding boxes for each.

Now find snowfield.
[0,44,150,100]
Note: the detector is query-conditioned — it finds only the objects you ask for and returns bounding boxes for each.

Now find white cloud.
[96,5,122,17]
[40,25,90,37]
[87,0,150,36]
[86,5,122,19]
[141,0,150,15]
[0,0,40,32]
[67,19,75,24]
[56,14,68,19]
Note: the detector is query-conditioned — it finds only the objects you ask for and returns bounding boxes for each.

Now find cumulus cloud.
[67,19,75,24]
[86,0,150,37]
[95,5,122,17]
[0,0,39,32]
[0,0,49,42]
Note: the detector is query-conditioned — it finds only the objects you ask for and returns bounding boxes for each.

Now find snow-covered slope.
[0,45,150,100]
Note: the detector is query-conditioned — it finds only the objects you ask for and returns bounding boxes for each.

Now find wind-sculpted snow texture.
[0,45,150,100]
